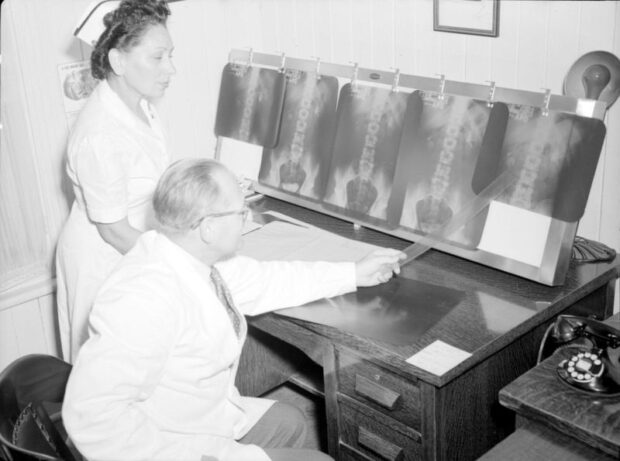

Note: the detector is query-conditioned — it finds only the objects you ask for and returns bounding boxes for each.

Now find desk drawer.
[336,349,421,430]
[339,398,421,461]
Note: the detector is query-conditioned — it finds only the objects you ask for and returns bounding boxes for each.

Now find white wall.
[1,0,619,367]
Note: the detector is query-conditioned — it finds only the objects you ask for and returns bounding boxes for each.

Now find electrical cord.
[572,236,616,263]
[537,322,556,364]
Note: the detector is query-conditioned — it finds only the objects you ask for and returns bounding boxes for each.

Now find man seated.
[62,158,404,461]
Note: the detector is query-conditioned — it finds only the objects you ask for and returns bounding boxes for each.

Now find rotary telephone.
[545,315,620,395]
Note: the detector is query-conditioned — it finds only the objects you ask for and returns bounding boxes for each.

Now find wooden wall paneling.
[489,0,520,88]
[10,299,49,358]
[394,0,416,75]
[259,0,281,54]
[350,0,373,67]
[223,0,261,54]
[161,0,208,160]
[10,0,85,257]
[0,308,20,371]
[294,0,317,59]
[38,293,60,358]
[439,33,467,82]
[577,2,618,247]
[577,2,616,54]
[312,0,334,62]
[411,0,441,79]
[514,0,549,92]
[202,0,232,157]
[0,122,47,285]
[600,3,620,254]
[546,2,580,93]
[0,0,49,287]
[274,0,297,56]
[329,0,354,66]
[370,0,395,71]
[464,36,492,86]
[597,111,620,251]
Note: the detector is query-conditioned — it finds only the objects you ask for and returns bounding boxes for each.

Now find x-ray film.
[401,168,518,266]
[323,84,409,224]
[214,63,286,147]
[392,92,509,249]
[489,104,605,222]
[258,71,338,201]
[279,276,464,345]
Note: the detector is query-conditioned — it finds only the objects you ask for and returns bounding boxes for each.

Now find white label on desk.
[477,201,551,267]
[406,340,472,376]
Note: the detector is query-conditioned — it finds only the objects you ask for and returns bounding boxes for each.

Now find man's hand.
[355,249,406,287]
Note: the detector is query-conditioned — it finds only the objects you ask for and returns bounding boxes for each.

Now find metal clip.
[312,56,321,80]
[486,80,496,108]
[541,88,551,116]
[350,61,359,91]
[279,52,286,73]
[390,67,401,93]
[436,73,446,100]
[246,47,254,68]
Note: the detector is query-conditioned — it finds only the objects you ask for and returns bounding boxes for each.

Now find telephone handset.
[549,315,620,395]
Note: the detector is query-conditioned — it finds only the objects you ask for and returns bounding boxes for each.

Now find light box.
[216,58,607,286]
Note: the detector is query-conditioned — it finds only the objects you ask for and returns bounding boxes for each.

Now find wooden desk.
[237,197,620,461]
[480,314,620,460]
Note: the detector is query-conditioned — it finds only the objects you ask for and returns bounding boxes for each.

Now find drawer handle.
[354,374,401,410]
[358,426,404,461]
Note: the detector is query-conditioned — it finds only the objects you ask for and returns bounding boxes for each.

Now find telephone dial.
[544,315,620,395]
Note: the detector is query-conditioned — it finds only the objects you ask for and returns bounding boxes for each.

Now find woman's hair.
[91,0,171,80]
[154,159,231,233]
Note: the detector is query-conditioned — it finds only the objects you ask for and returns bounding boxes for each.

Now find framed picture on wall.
[433,0,499,37]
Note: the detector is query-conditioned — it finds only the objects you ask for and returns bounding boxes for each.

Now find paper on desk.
[406,340,472,376]
[477,201,551,267]
[240,220,378,262]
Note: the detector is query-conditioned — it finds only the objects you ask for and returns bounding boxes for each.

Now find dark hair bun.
[102,9,116,29]
[91,0,171,80]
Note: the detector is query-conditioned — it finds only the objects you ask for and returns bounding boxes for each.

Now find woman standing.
[56,0,176,362]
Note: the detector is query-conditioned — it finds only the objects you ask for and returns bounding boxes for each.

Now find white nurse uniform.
[56,79,171,362]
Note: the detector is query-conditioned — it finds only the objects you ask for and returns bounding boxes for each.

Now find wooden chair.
[0,354,79,461]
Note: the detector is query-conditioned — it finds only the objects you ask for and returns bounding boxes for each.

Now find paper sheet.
[477,201,551,267]
[406,340,472,376]
[240,219,378,262]
[218,136,262,181]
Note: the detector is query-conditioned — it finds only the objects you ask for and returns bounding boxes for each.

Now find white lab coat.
[56,80,171,363]
[62,231,356,461]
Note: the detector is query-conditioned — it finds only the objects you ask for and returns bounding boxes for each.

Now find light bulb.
[582,64,611,100]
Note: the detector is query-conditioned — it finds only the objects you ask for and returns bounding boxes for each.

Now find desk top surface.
[499,344,620,456]
[250,197,620,387]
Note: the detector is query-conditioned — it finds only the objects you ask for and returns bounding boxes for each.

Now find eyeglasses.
[192,206,250,229]
[204,207,250,221]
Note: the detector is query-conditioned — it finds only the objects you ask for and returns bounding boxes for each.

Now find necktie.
[210,267,241,337]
